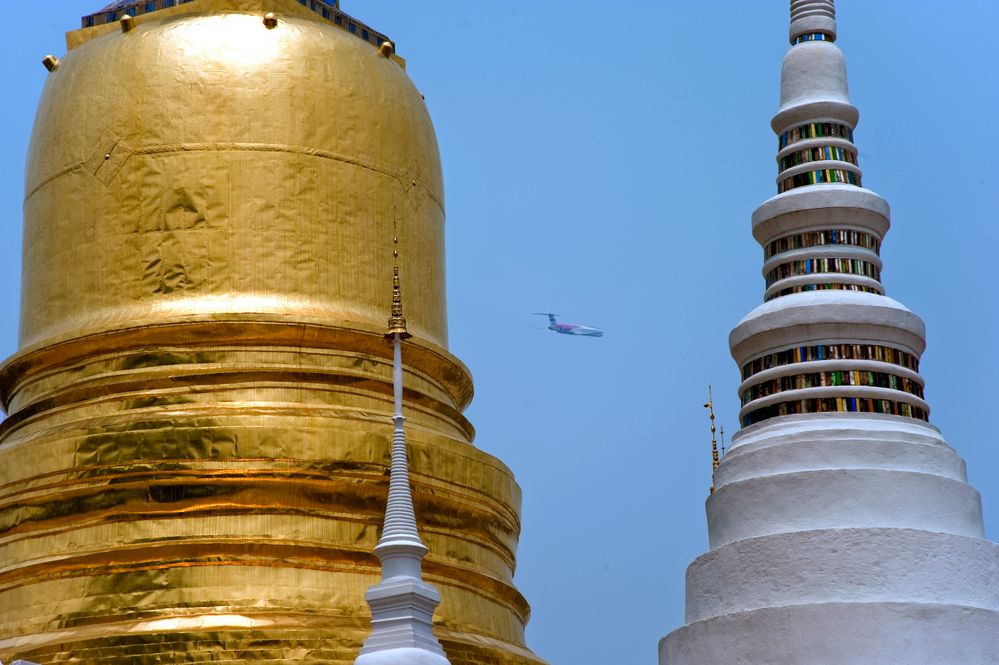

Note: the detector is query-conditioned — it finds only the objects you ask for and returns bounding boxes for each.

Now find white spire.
[789,0,837,43]
[353,240,450,665]
[661,3,999,664]
[376,341,425,553]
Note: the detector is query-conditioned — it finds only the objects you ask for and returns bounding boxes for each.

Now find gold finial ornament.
[120,14,135,32]
[263,12,278,28]
[387,237,413,339]
[41,54,59,71]
[704,385,720,493]
[378,41,394,57]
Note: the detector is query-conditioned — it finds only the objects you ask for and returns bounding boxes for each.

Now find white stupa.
[660,2,999,663]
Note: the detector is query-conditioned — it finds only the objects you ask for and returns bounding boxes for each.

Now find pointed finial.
[386,234,412,339]
[789,0,837,44]
[704,385,720,493]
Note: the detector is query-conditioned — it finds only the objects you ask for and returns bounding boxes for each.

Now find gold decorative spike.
[378,41,394,57]
[263,12,278,29]
[41,55,60,72]
[386,236,412,339]
[704,385,720,493]
[120,14,135,32]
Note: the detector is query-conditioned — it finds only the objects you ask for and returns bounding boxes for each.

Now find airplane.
[533,313,604,337]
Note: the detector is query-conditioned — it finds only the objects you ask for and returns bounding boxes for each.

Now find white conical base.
[660,415,999,665]
[662,602,999,664]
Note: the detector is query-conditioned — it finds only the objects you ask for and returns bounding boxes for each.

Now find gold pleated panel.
[1,2,545,663]
[0,327,542,664]
[23,1,446,351]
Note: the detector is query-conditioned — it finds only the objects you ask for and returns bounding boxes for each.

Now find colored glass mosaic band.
[766,282,880,301]
[741,343,920,381]
[779,168,860,193]
[743,397,928,426]
[792,32,833,45]
[779,122,854,149]
[765,257,880,288]
[765,229,880,260]
[779,145,858,172]
[741,370,924,406]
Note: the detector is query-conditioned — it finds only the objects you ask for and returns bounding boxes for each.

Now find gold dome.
[0,2,544,664]
[22,0,445,351]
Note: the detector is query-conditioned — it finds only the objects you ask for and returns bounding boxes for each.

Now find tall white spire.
[354,240,451,665]
[660,2,999,662]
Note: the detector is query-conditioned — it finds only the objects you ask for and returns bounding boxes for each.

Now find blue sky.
[1,2,997,664]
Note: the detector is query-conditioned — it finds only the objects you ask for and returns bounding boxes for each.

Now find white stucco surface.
[729,290,926,364]
[729,413,948,451]
[684,528,999,622]
[707,468,984,547]
[662,602,999,665]
[789,0,837,42]
[752,185,889,228]
[779,42,849,110]
[717,435,966,485]
[355,647,451,665]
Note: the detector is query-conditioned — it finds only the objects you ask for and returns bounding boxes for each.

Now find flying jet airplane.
[533,313,604,337]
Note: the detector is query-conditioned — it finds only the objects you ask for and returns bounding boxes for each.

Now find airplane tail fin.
[532,312,558,325]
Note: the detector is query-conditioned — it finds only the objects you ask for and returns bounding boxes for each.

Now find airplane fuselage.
[549,323,604,337]
[534,313,604,337]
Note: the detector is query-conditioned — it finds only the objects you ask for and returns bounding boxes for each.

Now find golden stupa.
[0,1,543,663]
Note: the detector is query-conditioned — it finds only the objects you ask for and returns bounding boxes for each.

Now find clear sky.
[1,2,997,664]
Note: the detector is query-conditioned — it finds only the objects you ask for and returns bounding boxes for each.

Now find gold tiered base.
[0,323,544,665]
